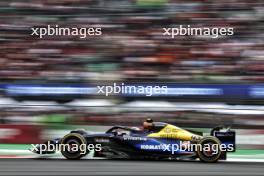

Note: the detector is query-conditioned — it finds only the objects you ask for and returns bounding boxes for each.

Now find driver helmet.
[143,118,154,130]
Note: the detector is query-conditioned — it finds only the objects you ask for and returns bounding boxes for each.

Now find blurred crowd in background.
[0,0,264,148]
[0,0,263,83]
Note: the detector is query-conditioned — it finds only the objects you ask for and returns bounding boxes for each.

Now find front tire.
[60,133,88,160]
[196,136,222,163]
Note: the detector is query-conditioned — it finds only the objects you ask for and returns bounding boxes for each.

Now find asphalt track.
[0,159,263,176]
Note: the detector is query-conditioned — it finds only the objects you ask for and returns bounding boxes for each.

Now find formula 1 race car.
[32,122,236,163]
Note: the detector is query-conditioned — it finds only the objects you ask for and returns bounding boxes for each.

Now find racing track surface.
[0,159,263,176]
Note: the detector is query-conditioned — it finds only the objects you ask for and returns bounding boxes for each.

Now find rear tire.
[196,136,222,163]
[60,133,88,160]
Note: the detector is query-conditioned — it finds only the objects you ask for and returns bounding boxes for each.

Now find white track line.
[0,149,32,155]
[226,158,264,163]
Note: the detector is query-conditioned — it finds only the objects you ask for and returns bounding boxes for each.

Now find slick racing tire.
[60,133,88,160]
[196,136,222,163]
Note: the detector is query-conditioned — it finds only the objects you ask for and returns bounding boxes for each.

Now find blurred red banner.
[0,125,41,144]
